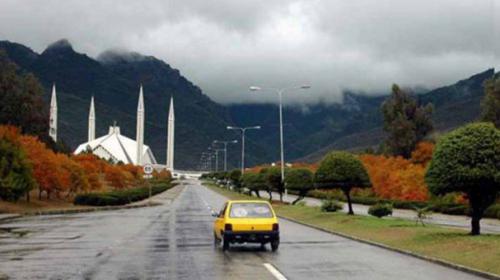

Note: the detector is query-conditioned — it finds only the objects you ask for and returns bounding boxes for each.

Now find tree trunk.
[268,190,273,202]
[292,196,303,205]
[38,190,42,200]
[26,191,30,202]
[255,190,260,198]
[467,190,496,236]
[344,189,354,215]
[279,191,283,203]
[471,215,481,236]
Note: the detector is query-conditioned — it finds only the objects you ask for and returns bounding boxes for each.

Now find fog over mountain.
[0,0,498,104]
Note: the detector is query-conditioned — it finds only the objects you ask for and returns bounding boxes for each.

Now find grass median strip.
[203,181,500,276]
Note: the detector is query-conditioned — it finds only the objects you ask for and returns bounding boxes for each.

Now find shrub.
[484,204,500,219]
[321,199,343,212]
[315,151,371,214]
[368,203,393,218]
[74,181,171,206]
[426,123,500,235]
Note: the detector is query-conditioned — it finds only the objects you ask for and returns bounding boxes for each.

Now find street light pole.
[278,90,285,186]
[250,85,311,199]
[213,140,238,172]
[227,125,261,174]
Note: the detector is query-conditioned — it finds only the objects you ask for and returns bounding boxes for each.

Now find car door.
[214,202,228,239]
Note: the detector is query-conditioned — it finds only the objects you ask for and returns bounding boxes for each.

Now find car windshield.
[229,203,273,218]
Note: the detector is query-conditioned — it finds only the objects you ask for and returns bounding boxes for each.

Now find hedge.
[74,180,172,206]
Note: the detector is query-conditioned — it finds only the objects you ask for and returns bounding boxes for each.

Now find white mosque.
[48,84,175,169]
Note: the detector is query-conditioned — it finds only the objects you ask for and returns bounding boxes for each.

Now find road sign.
[143,164,154,175]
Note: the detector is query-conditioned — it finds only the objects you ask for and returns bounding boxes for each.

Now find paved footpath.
[0,179,491,279]
[251,190,500,234]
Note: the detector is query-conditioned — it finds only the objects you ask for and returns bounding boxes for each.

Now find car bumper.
[224,230,279,243]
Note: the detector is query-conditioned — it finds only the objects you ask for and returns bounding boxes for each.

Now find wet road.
[0,179,488,279]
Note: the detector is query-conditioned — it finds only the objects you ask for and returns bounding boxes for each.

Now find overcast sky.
[0,0,498,104]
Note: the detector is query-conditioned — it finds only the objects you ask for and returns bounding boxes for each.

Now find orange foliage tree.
[360,152,429,201]
[19,135,69,199]
[410,141,434,165]
[72,153,110,190]
[104,164,128,189]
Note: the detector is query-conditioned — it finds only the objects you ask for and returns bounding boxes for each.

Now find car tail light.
[272,223,279,231]
[224,223,232,231]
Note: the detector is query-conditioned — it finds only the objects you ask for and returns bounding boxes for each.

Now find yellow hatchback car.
[213,200,280,251]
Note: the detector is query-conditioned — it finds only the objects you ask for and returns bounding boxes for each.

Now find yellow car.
[213,200,280,251]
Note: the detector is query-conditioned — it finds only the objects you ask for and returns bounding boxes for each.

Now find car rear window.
[229,203,273,218]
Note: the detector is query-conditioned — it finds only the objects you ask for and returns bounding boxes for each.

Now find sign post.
[143,164,154,205]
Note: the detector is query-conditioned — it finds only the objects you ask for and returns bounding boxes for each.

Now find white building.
[73,86,158,166]
[74,125,157,165]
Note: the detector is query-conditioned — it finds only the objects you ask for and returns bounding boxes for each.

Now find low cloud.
[0,0,497,104]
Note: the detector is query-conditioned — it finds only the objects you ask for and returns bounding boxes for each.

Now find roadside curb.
[278,215,500,280]
[0,184,185,221]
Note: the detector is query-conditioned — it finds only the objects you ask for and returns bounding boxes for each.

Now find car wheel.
[222,234,230,251]
[271,240,279,252]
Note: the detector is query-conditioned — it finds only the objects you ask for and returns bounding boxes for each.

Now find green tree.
[381,84,433,158]
[241,172,267,198]
[228,169,242,192]
[261,167,285,202]
[0,128,36,201]
[425,123,500,235]
[481,76,500,128]
[315,151,371,214]
[285,168,314,205]
[0,51,48,138]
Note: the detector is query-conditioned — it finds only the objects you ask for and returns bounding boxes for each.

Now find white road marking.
[263,263,288,280]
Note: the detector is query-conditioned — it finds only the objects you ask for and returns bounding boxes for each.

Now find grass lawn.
[203,181,500,276]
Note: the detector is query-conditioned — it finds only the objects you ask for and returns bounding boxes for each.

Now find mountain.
[0,39,495,168]
[0,39,236,169]
[295,69,495,162]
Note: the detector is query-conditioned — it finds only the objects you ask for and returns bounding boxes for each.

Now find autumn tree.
[315,151,371,214]
[361,154,429,201]
[481,76,500,128]
[0,126,35,201]
[104,165,128,189]
[410,141,434,165]
[381,84,433,158]
[285,168,314,205]
[19,135,69,199]
[58,154,90,197]
[426,123,500,235]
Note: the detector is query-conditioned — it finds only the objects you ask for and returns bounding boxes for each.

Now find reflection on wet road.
[0,180,489,279]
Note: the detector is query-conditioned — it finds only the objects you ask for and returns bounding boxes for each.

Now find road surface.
[0,179,488,279]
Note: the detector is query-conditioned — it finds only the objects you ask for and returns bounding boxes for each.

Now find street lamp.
[227,125,261,174]
[250,84,311,198]
[209,146,225,172]
[213,140,238,172]
[201,152,213,171]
